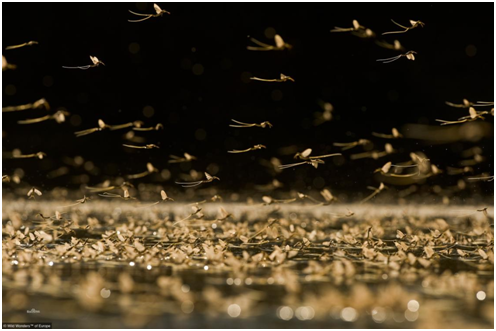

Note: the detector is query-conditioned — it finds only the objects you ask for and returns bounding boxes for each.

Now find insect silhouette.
[228,144,266,153]
[128,3,170,23]
[122,144,160,149]
[372,128,402,139]
[331,20,375,38]
[138,190,174,208]
[128,163,159,179]
[99,189,136,200]
[133,123,164,131]
[250,73,295,83]
[382,19,425,35]
[168,153,197,163]
[18,110,69,125]
[5,40,38,50]
[436,107,489,125]
[63,56,104,70]
[3,98,49,112]
[75,119,110,137]
[175,172,220,188]
[333,139,371,150]
[59,195,92,208]
[230,119,273,128]
[27,187,42,199]
[247,34,292,51]
[377,51,417,63]
[360,183,387,204]
[11,151,47,159]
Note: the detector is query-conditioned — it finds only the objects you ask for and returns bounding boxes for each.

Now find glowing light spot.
[48,261,54,267]
[226,278,234,285]
[147,264,152,270]
[181,284,190,293]
[405,309,419,322]
[181,300,194,314]
[227,304,241,318]
[277,306,294,320]
[204,265,209,271]
[234,278,242,285]
[267,277,275,284]
[476,291,486,301]
[341,307,358,322]
[12,260,19,265]
[245,278,253,285]
[372,307,387,323]
[295,306,315,320]
[100,288,111,299]
[407,300,419,312]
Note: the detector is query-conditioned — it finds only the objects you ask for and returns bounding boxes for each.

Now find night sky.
[2,3,494,201]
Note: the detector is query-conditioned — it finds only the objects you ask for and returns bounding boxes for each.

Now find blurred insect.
[3,98,49,112]
[75,119,110,137]
[18,110,69,125]
[262,196,296,205]
[63,56,104,70]
[445,99,475,108]
[27,187,42,199]
[247,34,292,51]
[375,39,404,51]
[333,139,371,150]
[86,181,134,193]
[128,162,159,179]
[382,19,425,35]
[436,107,489,125]
[297,192,323,204]
[321,189,338,204]
[467,175,494,182]
[230,119,273,128]
[175,172,220,187]
[375,161,420,177]
[2,55,16,70]
[279,158,324,170]
[328,208,355,218]
[372,128,402,139]
[109,120,144,131]
[331,20,375,38]
[168,153,197,163]
[314,101,334,125]
[128,3,170,22]
[11,151,47,159]
[133,123,163,131]
[138,190,174,208]
[216,207,232,221]
[477,207,489,217]
[360,183,387,204]
[123,143,160,149]
[2,175,10,182]
[377,50,417,63]
[99,189,136,200]
[250,73,295,83]
[59,195,91,208]
[228,144,266,153]
[350,143,395,160]
[5,40,38,50]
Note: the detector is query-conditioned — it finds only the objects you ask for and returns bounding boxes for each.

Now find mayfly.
[230,119,273,128]
[75,119,110,137]
[372,128,402,139]
[375,161,419,177]
[99,189,136,200]
[331,20,375,38]
[5,41,38,50]
[297,192,324,205]
[109,120,144,131]
[27,187,42,199]
[133,123,163,131]
[59,195,91,208]
[279,159,325,170]
[333,139,371,150]
[467,175,494,182]
[63,55,104,70]
[321,188,338,204]
[86,181,134,193]
[360,182,387,204]
[382,19,425,35]
[350,143,394,160]
[436,107,489,125]
[128,162,158,179]
[250,73,295,83]
[11,151,47,159]
[375,39,404,51]
[138,190,174,208]
[377,50,417,64]
[175,172,219,188]
[2,98,49,112]
[293,148,341,161]
[228,144,266,153]
[128,3,170,23]
[247,34,292,51]
[262,195,296,205]
[18,110,69,125]
[168,153,197,163]
[122,143,159,149]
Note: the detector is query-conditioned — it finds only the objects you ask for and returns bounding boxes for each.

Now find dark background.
[2,2,494,201]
